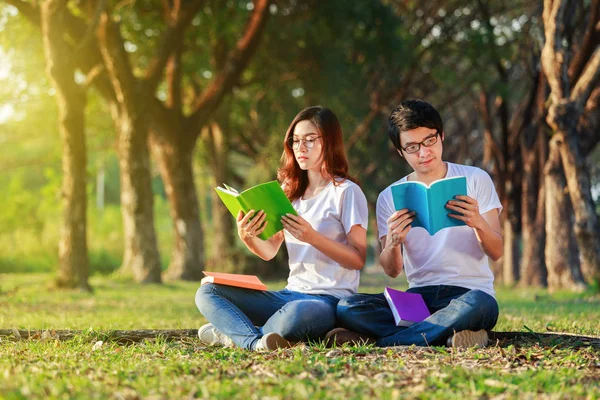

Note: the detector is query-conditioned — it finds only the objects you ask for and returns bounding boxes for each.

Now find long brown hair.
[277,106,357,201]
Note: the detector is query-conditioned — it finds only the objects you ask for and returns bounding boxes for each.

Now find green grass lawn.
[1,272,599,399]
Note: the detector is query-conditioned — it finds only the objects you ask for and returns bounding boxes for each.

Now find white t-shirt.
[285,178,369,299]
[376,162,502,298]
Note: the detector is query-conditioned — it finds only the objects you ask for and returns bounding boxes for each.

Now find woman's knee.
[278,300,335,339]
[195,283,217,312]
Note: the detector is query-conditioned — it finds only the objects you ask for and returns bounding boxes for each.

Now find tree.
[13,0,91,290]
[541,0,600,287]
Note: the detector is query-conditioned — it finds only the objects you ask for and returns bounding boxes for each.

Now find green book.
[391,176,467,235]
[215,180,297,240]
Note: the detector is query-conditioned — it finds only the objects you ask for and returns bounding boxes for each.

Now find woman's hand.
[281,213,316,244]
[237,210,267,240]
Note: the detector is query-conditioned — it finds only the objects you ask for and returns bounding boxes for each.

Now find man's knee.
[336,294,372,323]
[462,289,499,329]
[465,290,497,311]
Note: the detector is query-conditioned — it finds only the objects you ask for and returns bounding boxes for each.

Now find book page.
[237,181,297,240]
[429,176,467,234]
[391,182,430,232]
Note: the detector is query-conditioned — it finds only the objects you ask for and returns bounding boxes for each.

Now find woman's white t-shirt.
[284,178,369,299]
[376,163,502,298]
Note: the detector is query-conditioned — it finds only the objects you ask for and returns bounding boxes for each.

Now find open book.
[201,271,268,291]
[215,180,297,240]
[383,287,431,327]
[391,175,467,235]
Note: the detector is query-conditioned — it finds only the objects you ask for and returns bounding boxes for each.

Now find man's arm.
[447,196,503,261]
[474,209,503,261]
[378,209,415,277]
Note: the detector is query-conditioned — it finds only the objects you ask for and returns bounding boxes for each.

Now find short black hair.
[388,100,444,150]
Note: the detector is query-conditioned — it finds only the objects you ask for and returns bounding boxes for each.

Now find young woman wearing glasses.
[195,106,368,350]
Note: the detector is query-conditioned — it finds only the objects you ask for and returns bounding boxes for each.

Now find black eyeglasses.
[287,136,322,150]
[401,132,440,154]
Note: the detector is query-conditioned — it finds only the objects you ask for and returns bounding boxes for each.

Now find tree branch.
[568,0,600,85]
[97,12,138,113]
[144,0,205,94]
[541,0,571,100]
[188,0,271,130]
[4,0,40,25]
[570,48,600,110]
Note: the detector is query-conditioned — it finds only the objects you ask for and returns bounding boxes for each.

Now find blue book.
[391,176,467,235]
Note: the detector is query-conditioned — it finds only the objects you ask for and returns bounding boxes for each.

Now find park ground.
[1,271,599,399]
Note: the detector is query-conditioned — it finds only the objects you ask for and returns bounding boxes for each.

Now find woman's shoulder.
[333,177,363,191]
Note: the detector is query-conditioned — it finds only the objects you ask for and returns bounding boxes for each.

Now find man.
[331,100,503,348]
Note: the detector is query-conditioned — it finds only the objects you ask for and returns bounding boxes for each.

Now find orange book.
[201,271,268,291]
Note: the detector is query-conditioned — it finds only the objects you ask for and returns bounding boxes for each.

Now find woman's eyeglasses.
[287,136,322,150]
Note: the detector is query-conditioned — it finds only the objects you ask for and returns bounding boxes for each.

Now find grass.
[1,271,599,399]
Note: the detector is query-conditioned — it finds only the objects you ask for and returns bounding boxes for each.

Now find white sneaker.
[255,332,293,351]
[198,323,235,347]
[447,329,488,348]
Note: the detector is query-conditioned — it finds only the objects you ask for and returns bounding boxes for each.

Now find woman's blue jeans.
[337,285,499,347]
[195,284,339,349]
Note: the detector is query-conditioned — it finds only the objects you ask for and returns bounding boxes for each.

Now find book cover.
[390,175,467,235]
[215,180,297,240]
[383,287,431,327]
[201,271,268,291]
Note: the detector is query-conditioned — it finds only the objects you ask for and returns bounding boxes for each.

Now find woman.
[195,106,368,350]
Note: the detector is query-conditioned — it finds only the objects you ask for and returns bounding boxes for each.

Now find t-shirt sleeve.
[472,169,503,215]
[376,188,395,243]
[340,184,369,235]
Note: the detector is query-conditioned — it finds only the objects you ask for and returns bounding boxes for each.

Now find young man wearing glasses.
[329,100,503,348]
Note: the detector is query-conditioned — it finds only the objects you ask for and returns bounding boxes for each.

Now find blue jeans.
[195,284,339,349]
[337,285,499,347]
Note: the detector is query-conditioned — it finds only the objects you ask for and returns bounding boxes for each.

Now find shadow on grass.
[1,329,599,351]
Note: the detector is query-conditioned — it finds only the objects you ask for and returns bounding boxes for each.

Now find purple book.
[384,287,431,327]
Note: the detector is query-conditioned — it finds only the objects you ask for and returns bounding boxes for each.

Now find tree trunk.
[41,0,90,291]
[544,138,586,291]
[98,14,162,284]
[116,112,163,283]
[206,121,236,271]
[520,129,547,287]
[150,132,204,281]
[502,218,519,285]
[557,131,600,284]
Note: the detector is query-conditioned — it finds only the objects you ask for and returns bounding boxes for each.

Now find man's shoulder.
[449,163,491,180]
[377,176,408,204]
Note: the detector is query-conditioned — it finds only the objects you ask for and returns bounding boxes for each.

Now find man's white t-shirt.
[285,178,369,299]
[376,162,502,298]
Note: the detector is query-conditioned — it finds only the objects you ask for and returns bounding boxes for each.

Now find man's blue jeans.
[195,284,339,349]
[337,285,499,347]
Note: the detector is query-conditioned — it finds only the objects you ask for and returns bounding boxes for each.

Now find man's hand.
[386,209,415,248]
[282,213,316,244]
[446,195,486,230]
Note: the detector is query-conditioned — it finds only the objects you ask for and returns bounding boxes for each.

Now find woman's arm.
[281,214,367,270]
[237,210,284,260]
